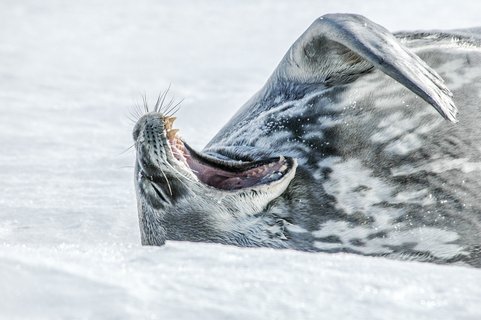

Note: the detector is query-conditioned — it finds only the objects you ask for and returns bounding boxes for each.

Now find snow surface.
[1,0,481,319]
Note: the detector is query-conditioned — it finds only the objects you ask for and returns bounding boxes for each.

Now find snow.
[2,242,481,320]
[1,0,481,319]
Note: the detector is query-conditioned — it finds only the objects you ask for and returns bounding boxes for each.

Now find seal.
[133,14,481,267]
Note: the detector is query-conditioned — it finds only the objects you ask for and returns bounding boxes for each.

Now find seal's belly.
[211,47,481,265]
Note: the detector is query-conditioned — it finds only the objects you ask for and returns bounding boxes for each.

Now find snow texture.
[1,0,481,319]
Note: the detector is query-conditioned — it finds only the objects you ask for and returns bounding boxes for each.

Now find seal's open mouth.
[163,115,293,190]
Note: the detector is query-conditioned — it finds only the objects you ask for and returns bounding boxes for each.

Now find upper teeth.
[167,129,179,139]
[163,116,176,130]
[164,116,179,139]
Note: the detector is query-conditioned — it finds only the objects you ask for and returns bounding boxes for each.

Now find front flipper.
[274,13,457,122]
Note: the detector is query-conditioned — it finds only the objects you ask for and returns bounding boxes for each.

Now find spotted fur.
[135,14,481,267]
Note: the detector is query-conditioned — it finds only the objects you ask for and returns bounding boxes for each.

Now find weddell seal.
[132,14,481,267]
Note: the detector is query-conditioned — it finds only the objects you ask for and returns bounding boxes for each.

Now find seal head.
[133,112,297,247]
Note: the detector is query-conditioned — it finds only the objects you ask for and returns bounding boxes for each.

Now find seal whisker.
[127,109,137,119]
[126,114,137,124]
[158,84,172,113]
[171,173,192,191]
[151,182,169,203]
[165,99,184,117]
[128,104,143,122]
[155,85,170,113]
[163,96,176,114]
[165,162,193,182]
[142,93,149,113]
[118,143,136,156]
[128,107,144,122]
[164,161,195,184]
[166,100,184,117]
[133,103,144,119]
[159,166,173,196]
[153,93,163,113]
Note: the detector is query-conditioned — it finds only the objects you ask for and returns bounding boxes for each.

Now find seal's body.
[133,14,481,267]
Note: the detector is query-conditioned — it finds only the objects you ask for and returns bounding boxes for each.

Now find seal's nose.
[133,113,170,175]
[133,112,179,142]
[132,112,165,142]
[144,115,165,144]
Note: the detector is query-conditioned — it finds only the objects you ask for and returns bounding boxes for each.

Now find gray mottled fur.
[134,14,481,267]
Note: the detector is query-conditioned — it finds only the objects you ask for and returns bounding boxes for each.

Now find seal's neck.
[137,202,166,246]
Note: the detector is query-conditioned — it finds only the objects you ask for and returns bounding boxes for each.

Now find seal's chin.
[162,116,295,191]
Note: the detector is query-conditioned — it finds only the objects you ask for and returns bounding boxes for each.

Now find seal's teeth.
[163,116,177,130]
[167,129,179,139]
[279,155,285,163]
[279,165,288,172]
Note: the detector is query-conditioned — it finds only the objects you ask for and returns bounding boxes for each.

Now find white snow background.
[1,0,481,319]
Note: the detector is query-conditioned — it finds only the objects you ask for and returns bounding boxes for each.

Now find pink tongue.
[217,176,261,189]
[186,157,284,190]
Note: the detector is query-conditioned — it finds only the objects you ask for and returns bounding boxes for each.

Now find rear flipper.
[272,14,457,122]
